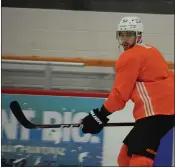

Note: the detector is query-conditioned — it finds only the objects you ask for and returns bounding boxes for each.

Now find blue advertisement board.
[1,93,174,166]
[2,94,105,166]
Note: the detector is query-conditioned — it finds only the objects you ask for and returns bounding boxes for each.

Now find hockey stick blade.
[10,101,134,129]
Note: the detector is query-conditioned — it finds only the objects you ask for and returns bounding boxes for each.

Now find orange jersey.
[104,43,174,121]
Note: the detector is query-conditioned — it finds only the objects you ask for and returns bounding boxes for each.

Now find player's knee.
[129,154,153,167]
[117,144,130,166]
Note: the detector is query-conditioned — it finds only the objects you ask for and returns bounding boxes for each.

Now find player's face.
[118,31,136,51]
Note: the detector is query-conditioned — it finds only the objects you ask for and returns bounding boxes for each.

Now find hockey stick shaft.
[10,101,134,129]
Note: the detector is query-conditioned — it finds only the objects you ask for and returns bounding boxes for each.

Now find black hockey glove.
[81,107,110,134]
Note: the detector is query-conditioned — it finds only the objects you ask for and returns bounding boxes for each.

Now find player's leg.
[129,154,154,166]
[117,126,136,166]
[117,144,131,166]
[128,114,175,166]
[127,125,158,166]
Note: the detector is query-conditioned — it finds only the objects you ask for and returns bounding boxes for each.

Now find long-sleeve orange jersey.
[104,43,174,121]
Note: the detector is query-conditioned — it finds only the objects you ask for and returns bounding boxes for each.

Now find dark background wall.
[2,0,174,14]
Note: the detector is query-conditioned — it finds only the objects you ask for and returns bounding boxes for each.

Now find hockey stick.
[10,101,134,129]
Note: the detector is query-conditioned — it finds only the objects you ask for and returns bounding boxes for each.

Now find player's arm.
[81,52,141,134]
[101,52,141,114]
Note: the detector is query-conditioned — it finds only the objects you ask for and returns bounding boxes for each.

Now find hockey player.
[80,16,175,166]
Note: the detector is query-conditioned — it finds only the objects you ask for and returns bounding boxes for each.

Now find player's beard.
[122,42,135,51]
